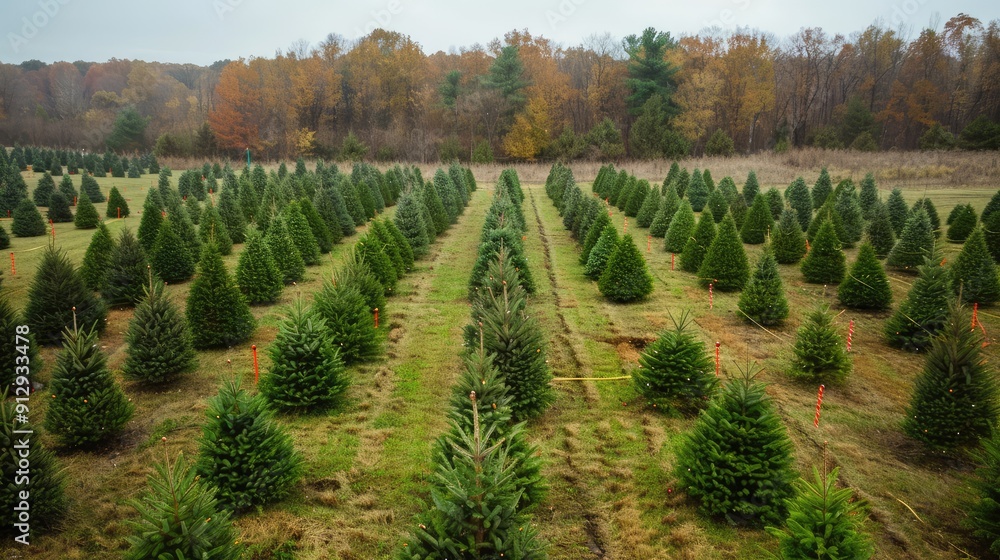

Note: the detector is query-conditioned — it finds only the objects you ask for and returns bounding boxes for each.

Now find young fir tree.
[625,178,650,218]
[585,223,619,280]
[912,198,941,236]
[281,201,321,266]
[371,219,406,277]
[705,188,729,223]
[25,246,107,345]
[196,378,303,512]
[580,211,612,265]
[616,175,636,212]
[106,186,129,218]
[265,217,305,284]
[33,172,56,206]
[299,197,333,254]
[772,208,808,264]
[674,365,796,525]
[217,177,246,244]
[968,428,1000,555]
[698,213,749,291]
[73,189,100,229]
[680,210,716,273]
[650,183,681,238]
[983,189,1000,224]
[0,223,8,249]
[58,174,76,202]
[741,194,775,244]
[687,169,709,212]
[784,177,813,230]
[865,199,897,258]
[886,207,935,273]
[950,226,1000,304]
[716,175,739,203]
[766,466,874,560]
[765,187,784,220]
[136,188,164,252]
[947,204,978,244]
[1,390,67,538]
[675,168,690,198]
[886,188,909,236]
[198,200,233,256]
[125,448,242,560]
[729,192,749,230]
[165,195,201,257]
[235,226,283,305]
[394,191,430,259]
[186,244,255,349]
[312,281,383,365]
[636,188,661,228]
[81,172,105,202]
[903,300,999,449]
[801,219,846,284]
[122,279,197,384]
[984,209,1000,264]
[334,251,387,320]
[664,199,696,253]
[812,168,832,210]
[834,189,864,248]
[790,305,852,384]
[422,180,450,234]
[44,320,134,447]
[150,219,195,283]
[742,170,760,206]
[102,228,150,307]
[12,198,46,237]
[46,191,73,223]
[738,245,789,326]
[838,242,894,310]
[858,172,880,220]
[356,232,398,295]
[261,299,348,413]
[383,219,415,272]
[884,251,951,352]
[599,234,654,302]
[633,310,718,409]
[466,247,553,421]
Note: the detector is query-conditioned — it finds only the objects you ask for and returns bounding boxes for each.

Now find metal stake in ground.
[252,345,259,383]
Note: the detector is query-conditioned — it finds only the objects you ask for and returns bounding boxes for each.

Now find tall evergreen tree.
[125,449,242,560]
[136,188,164,253]
[886,187,909,236]
[947,204,978,243]
[738,245,789,326]
[394,191,430,259]
[865,199,897,258]
[81,172,105,202]
[741,194,774,244]
[299,197,333,254]
[25,246,107,345]
[217,176,246,243]
[674,367,796,525]
[58,173,77,202]
[858,172,880,220]
[598,234,654,302]
[198,200,233,256]
[46,191,73,223]
[687,169,709,212]
[705,188,729,223]
[812,168,832,210]
[197,378,302,512]
[384,217,415,271]
[265,217,305,284]
[356,232,398,294]
[790,305,852,384]
[698,213,749,291]
[106,186,129,218]
[968,428,1000,555]
[884,251,952,352]
[784,177,812,230]
[633,310,717,409]
[912,198,941,236]
[951,226,1000,304]
[729,193,749,230]
[903,300,999,449]
[636,187,661,227]
[235,227,283,305]
[422,180,450,234]
[624,178,650,218]
[186,244,255,349]
[11,198,46,237]
[772,208,808,264]
[716,175,739,203]
[150,219,195,284]
[680,210,716,273]
[984,209,1000,264]
[122,279,197,383]
[103,228,150,306]
[742,170,760,206]
[585,223,619,280]
[32,172,55,206]
[838,242,893,309]
[982,189,1000,224]
[834,189,864,248]
[73,189,100,229]
[801,219,846,284]
[580,211,612,264]
[282,201,321,266]
[44,321,133,447]
[664,199,695,253]
[765,187,784,220]
[313,281,383,365]
[887,207,935,273]
[261,300,348,412]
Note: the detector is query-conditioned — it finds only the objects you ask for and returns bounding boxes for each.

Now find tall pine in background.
[25,246,107,345]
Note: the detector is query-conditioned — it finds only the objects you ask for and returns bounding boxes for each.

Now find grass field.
[2,152,999,559]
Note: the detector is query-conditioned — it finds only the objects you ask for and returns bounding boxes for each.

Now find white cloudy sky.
[1,0,998,65]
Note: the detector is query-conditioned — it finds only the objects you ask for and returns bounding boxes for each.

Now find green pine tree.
[903,300,999,449]
[106,186,129,218]
[765,187,784,220]
[674,366,796,525]
[738,245,789,326]
[44,321,134,447]
[235,226,283,305]
[705,188,729,223]
[833,189,864,248]
[742,170,760,206]
[968,428,1000,555]
[282,201,321,266]
[886,207,935,273]
[773,208,808,264]
[46,191,73,223]
[333,251,387,321]
[125,448,242,560]
[801,219,846,284]
[598,234,654,302]
[81,172,105,202]
[394,191,430,259]
[384,217,415,272]
[122,279,197,383]
[790,305,852,384]
[838,242,893,309]
[812,168,832,210]
[984,209,1000,264]
[197,378,303,512]
[0,292,40,388]
[884,251,951,352]
[150,219,195,283]
[766,466,874,560]
[859,172,880,220]
[947,203,978,243]
[371,219,406,277]
[625,178,650,218]
[0,223,8,249]
[73,189,100,229]
[25,246,107,345]
[633,310,717,409]
[886,187,909,236]
[698,213,749,291]
[313,281,383,365]
[636,187,661,228]
[687,169,709,212]
[217,175,246,243]
[865,199,897,258]
[136,188,164,252]
[299,197,333,254]
[198,200,233,256]
[680,210,716,273]
[422,180,450,234]
[12,198,46,237]
[741,194,774,244]
[58,173,76,202]
[784,177,813,230]
[265,217,305,284]
[664,199,696,253]
[912,198,941,236]
[951,226,1000,304]
[585,223,619,280]
[356,232,398,294]
[580,211,612,264]
[102,228,151,306]
[729,193,749,230]
[983,189,1000,224]
[261,299,348,413]
[32,172,55,206]
[186,244,255,349]
[650,183,680,238]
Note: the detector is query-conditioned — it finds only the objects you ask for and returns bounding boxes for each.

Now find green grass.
[1,163,998,559]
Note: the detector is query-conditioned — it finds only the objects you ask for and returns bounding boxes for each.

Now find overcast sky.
[1,0,998,65]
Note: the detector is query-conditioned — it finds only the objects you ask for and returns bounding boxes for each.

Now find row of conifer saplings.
[0,161,480,558]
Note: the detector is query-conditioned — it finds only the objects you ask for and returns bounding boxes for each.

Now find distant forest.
[1,14,999,161]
